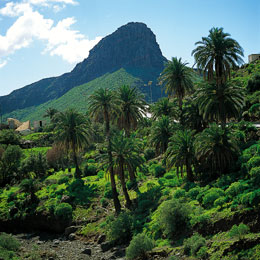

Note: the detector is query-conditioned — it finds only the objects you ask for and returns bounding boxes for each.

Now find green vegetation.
[0,27,259,260]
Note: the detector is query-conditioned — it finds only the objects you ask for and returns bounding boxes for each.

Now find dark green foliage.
[67,179,97,205]
[104,182,113,199]
[107,212,133,243]
[0,130,21,145]
[187,187,201,200]
[196,246,209,259]
[20,152,48,177]
[83,164,97,176]
[126,233,154,260]
[202,188,225,208]
[248,156,260,170]
[159,199,191,239]
[154,164,166,178]
[0,145,22,186]
[249,167,260,185]
[54,203,73,222]
[173,188,186,199]
[226,181,249,198]
[0,233,20,251]
[0,232,20,260]
[57,175,70,184]
[228,224,250,239]
[240,189,260,207]
[144,147,156,161]
[247,74,260,92]
[183,233,206,256]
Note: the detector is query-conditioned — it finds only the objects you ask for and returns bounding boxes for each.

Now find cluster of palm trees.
[51,27,246,213]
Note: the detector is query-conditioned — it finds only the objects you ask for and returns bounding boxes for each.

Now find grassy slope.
[3,68,143,122]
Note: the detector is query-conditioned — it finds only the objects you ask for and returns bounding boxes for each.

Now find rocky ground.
[14,232,126,260]
[12,231,169,260]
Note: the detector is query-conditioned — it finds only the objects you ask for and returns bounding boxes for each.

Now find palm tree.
[55,109,90,178]
[117,85,147,136]
[151,97,178,120]
[88,88,121,214]
[166,130,195,181]
[195,81,245,129]
[195,124,239,176]
[99,131,143,208]
[150,115,175,155]
[44,107,58,121]
[159,57,193,123]
[192,27,244,85]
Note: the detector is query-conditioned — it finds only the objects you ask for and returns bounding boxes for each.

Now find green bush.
[83,164,97,176]
[197,246,209,259]
[144,148,156,161]
[104,182,113,199]
[226,181,249,198]
[58,175,70,184]
[87,159,95,163]
[187,187,201,200]
[249,167,260,185]
[0,130,21,145]
[214,196,226,208]
[183,233,206,256]
[173,188,186,199]
[0,233,20,251]
[97,170,104,179]
[248,156,260,170]
[100,197,109,207]
[240,190,260,207]
[202,188,225,208]
[159,199,191,239]
[126,233,154,260]
[228,224,250,239]
[54,203,73,222]
[107,212,133,243]
[154,165,166,178]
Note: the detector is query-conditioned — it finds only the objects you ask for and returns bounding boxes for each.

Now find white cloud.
[0,0,101,67]
[0,60,7,68]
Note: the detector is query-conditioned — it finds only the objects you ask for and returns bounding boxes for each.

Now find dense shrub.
[83,164,97,176]
[214,196,226,208]
[159,199,191,239]
[187,187,201,200]
[21,152,48,177]
[0,233,20,251]
[126,233,154,260]
[249,167,260,185]
[0,145,22,185]
[154,165,166,178]
[183,233,206,256]
[107,212,133,243]
[173,188,186,199]
[248,156,260,170]
[226,181,249,198]
[144,148,156,161]
[240,190,260,207]
[228,224,250,239]
[0,130,21,145]
[54,203,73,222]
[202,188,225,208]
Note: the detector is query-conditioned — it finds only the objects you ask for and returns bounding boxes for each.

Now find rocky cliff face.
[0,22,167,114]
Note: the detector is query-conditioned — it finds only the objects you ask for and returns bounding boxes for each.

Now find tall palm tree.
[150,115,175,155]
[44,108,58,121]
[55,109,90,178]
[159,57,193,123]
[117,85,147,136]
[88,88,121,214]
[99,131,143,208]
[195,81,245,129]
[166,130,195,181]
[195,124,239,176]
[192,27,244,85]
[151,97,178,120]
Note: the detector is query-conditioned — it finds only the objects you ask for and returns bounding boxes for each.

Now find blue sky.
[0,0,259,96]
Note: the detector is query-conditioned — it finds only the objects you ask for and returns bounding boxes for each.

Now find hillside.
[0,22,167,115]
[3,68,163,122]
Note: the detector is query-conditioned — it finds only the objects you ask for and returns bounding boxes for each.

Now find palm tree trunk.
[179,98,183,125]
[105,110,121,214]
[72,142,81,178]
[186,161,194,182]
[119,160,132,209]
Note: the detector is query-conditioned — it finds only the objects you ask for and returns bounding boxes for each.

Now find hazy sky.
[0,0,259,96]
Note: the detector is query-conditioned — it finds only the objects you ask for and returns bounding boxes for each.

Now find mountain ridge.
[0,22,167,115]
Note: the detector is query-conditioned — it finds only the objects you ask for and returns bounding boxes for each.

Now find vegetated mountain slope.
[0,22,167,115]
[4,68,145,122]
